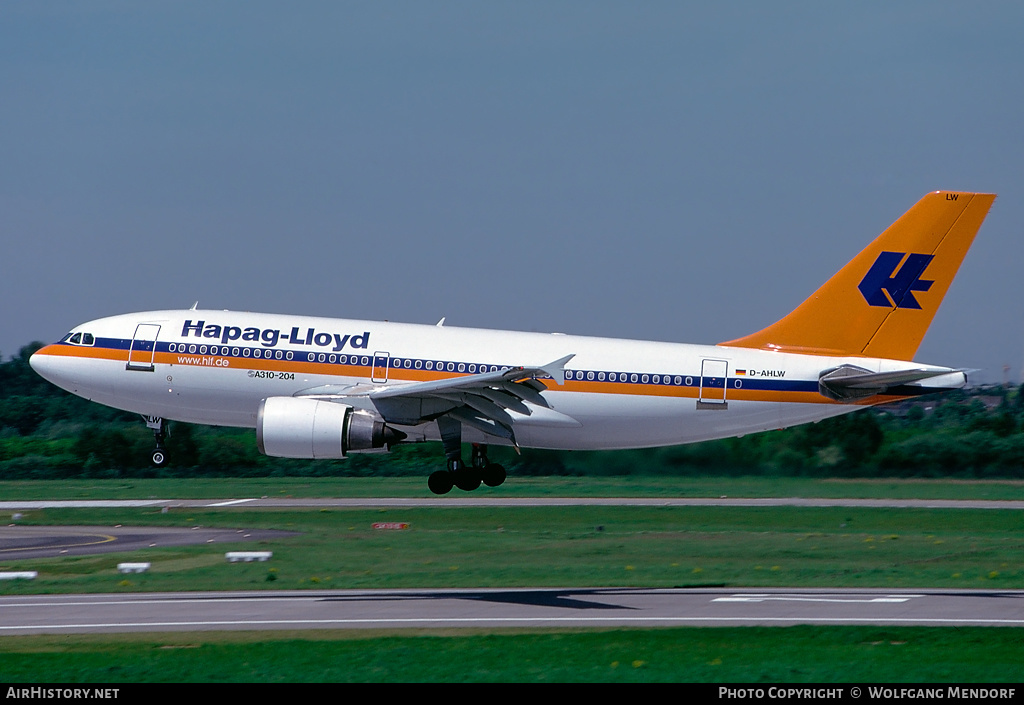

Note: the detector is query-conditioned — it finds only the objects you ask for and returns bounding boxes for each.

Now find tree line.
[2,343,1022,479]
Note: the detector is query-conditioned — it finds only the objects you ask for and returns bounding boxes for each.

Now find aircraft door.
[372,351,390,383]
[127,324,161,372]
[697,358,729,409]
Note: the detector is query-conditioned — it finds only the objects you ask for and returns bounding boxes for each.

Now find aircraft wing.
[298,354,577,445]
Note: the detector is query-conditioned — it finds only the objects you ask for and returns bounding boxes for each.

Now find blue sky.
[3,2,1023,382]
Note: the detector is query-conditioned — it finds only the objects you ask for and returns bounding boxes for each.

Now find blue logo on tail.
[858,252,934,309]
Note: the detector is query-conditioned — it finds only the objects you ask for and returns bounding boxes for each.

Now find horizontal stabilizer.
[818,364,963,402]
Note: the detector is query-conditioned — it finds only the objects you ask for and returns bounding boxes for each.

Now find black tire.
[482,463,506,487]
[428,471,454,495]
[453,468,482,492]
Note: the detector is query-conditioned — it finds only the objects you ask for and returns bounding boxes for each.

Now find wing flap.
[368,353,576,441]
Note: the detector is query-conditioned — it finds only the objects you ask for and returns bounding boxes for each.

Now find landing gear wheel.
[428,471,454,495]
[442,457,480,492]
[454,468,481,492]
[481,463,506,487]
[147,416,169,468]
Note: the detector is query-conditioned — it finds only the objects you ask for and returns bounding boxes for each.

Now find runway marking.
[0,533,117,555]
[713,594,922,604]
[205,499,259,507]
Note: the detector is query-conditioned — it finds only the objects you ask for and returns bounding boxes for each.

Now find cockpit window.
[65,332,95,346]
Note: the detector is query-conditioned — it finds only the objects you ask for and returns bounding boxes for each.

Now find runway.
[1,588,1022,634]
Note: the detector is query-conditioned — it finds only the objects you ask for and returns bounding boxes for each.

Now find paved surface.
[0,525,299,560]
[1,588,1022,634]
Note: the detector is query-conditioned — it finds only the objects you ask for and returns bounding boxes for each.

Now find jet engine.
[256,397,405,459]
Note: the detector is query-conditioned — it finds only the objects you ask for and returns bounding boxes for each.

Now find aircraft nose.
[29,346,63,385]
[29,347,48,375]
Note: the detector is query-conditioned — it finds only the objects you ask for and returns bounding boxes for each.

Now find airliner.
[30,191,995,494]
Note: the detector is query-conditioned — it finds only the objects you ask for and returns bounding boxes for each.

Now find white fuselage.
[29,309,962,451]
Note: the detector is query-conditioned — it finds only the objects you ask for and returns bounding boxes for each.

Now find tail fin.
[719,191,996,360]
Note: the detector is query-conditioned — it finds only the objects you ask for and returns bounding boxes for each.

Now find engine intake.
[256,397,404,459]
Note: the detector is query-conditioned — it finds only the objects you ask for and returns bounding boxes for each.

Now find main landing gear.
[427,432,507,495]
[428,417,507,495]
[145,416,168,467]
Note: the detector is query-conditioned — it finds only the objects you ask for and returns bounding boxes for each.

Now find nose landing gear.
[145,416,168,468]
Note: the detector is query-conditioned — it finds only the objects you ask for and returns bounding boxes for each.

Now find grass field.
[1,504,1022,593]
[1,475,1024,500]
[1,627,1022,682]
[0,477,1021,682]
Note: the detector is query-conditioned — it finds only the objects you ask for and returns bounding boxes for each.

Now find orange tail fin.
[719,191,996,360]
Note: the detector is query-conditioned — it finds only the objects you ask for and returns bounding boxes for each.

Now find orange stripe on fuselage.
[34,344,127,363]
[36,344,910,407]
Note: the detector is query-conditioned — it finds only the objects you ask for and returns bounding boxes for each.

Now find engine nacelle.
[256,397,403,459]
